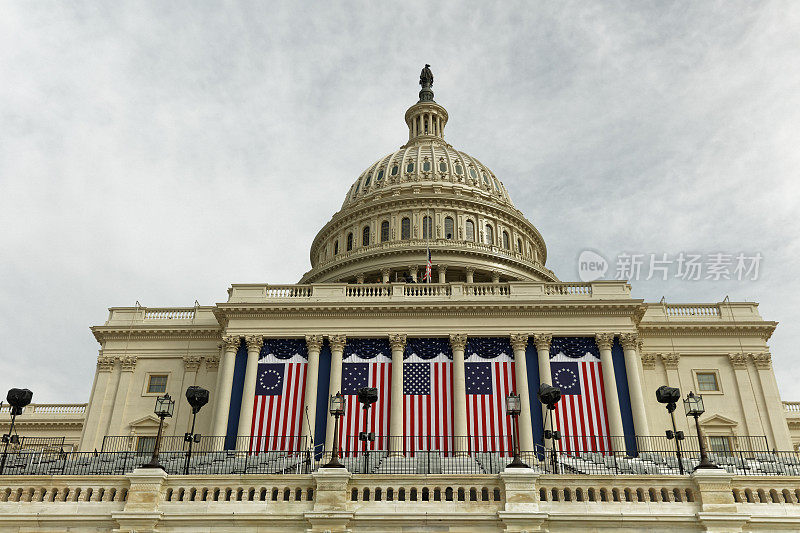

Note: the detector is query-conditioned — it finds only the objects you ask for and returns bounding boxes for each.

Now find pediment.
[128,414,169,429]
[700,414,738,427]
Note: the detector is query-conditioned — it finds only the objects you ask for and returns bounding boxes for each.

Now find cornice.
[637,322,777,340]
[91,325,222,344]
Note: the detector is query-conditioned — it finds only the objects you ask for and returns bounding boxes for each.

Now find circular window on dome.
[377,169,384,181]
[406,162,414,173]
[454,164,463,175]
[439,161,447,173]
[423,161,431,172]
[391,165,398,176]
[469,168,477,180]
[482,172,490,186]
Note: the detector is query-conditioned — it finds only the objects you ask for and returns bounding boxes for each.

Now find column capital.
[119,355,138,372]
[183,355,203,371]
[305,334,324,352]
[328,334,346,351]
[437,264,448,273]
[380,267,391,276]
[510,334,529,351]
[641,353,657,369]
[751,352,772,369]
[595,333,615,350]
[464,266,475,274]
[204,354,220,371]
[449,333,468,351]
[97,354,116,372]
[728,352,748,369]
[619,333,639,350]
[532,333,553,351]
[222,335,241,352]
[389,333,407,350]
[245,335,264,352]
[660,352,680,369]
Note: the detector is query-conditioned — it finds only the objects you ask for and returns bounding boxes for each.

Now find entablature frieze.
[91,326,222,344]
[637,323,776,341]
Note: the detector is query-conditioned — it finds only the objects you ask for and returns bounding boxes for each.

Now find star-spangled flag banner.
[422,248,433,282]
[465,337,516,454]
[250,341,308,453]
[338,339,392,453]
[549,337,611,453]
[403,338,453,453]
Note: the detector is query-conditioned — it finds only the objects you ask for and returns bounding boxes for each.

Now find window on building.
[697,372,719,391]
[517,238,523,253]
[346,232,353,251]
[423,160,431,172]
[381,220,390,242]
[444,217,454,240]
[376,169,384,181]
[482,172,490,186]
[439,161,447,172]
[485,224,494,245]
[707,436,732,453]
[364,173,372,187]
[502,231,510,250]
[354,181,360,194]
[146,375,168,394]
[136,436,156,454]
[334,240,339,255]
[422,216,432,239]
[454,164,463,175]
[469,168,477,180]
[401,217,411,240]
[362,226,370,246]
[391,164,398,176]
[406,162,414,173]
[466,220,475,241]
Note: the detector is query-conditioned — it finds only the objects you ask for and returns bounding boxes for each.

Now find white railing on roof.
[347,285,391,297]
[143,308,196,320]
[265,285,312,298]
[404,284,452,297]
[463,283,510,297]
[664,305,721,318]
[0,403,87,415]
[543,283,592,296]
[784,402,800,413]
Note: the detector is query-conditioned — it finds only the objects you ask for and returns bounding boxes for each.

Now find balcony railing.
[784,401,800,413]
[0,403,86,415]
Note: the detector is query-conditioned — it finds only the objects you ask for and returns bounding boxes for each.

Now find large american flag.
[465,337,516,454]
[250,340,308,453]
[403,338,453,452]
[549,337,611,453]
[338,339,392,453]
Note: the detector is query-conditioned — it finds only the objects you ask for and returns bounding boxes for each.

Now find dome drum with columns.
[301,68,557,284]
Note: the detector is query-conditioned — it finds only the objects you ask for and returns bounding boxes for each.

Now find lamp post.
[537,383,562,474]
[0,388,33,475]
[684,391,718,471]
[505,392,529,468]
[183,386,209,475]
[656,385,685,475]
[357,387,378,473]
[323,393,346,468]
[142,393,175,470]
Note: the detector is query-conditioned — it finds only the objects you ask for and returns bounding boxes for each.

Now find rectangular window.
[696,372,719,392]
[707,436,731,453]
[146,375,168,394]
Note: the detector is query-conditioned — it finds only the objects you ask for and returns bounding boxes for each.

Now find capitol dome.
[300,66,557,284]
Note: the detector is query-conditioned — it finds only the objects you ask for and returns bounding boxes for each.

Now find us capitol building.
[2,66,800,532]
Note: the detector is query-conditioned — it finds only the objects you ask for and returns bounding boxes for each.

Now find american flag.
[403,356,453,453]
[338,339,392,453]
[422,248,432,282]
[549,337,611,453]
[250,351,307,453]
[465,337,516,454]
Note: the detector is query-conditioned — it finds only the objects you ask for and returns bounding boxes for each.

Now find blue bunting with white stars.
[343,338,391,360]
[465,337,513,360]
[404,338,452,360]
[549,337,600,360]
[260,338,308,360]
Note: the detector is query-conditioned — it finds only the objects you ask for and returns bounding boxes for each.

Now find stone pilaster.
[595,333,624,442]
[389,333,407,453]
[236,335,264,450]
[450,333,468,453]
[510,334,534,452]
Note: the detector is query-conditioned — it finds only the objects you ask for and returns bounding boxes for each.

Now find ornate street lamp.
[684,391,719,471]
[142,393,175,470]
[183,386,209,475]
[505,392,529,468]
[0,388,33,475]
[656,385,685,475]
[323,393,346,468]
[537,383,562,474]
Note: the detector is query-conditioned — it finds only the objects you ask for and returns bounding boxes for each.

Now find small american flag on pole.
[422,248,432,282]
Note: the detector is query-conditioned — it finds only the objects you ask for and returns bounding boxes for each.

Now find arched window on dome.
[334,240,339,255]
[485,224,494,245]
[516,238,523,253]
[454,164,463,175]
[346,232,353,251]
[423,160,431,172]
[362,226,370,247]
[391,164,399,176]
[502,231,510,250]
[444,217,454,240]
[469,168,477,181]
[364,173,372,188]
[466,220,475,242]
[401,217,411,240]
[422,216,432,239]
[406,161,414,173]
[381,220,390,242]
[482,172,490,187]
[439,161,447,173]
[376,169,384,181]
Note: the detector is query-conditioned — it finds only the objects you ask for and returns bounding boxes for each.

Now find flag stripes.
[338,362,391,453]
[403,361,453,452]
[465,360,516,454]
[250,362,307,452]
[552,360,611,453]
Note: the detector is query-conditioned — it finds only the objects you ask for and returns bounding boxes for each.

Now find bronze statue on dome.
[420,64,433,88]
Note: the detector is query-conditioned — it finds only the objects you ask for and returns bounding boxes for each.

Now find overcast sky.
[1,1,799,404]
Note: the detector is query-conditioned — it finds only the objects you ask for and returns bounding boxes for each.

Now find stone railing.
[785,402,800,413]
[0,476,128,503]
[664,304,721,318]
[143,308,196,320]
[162,474,315,505]
[0,403,87,415]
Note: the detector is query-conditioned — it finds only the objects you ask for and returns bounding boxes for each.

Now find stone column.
[533,334,553,447]
[510,334,534,452]
[211,336,240,442]
[408,266,418,282]
[388,334,407,453]
[324,335,347,451]
[355,273,365,284]
[620,333,650,437]
[491,270,500,283]
[449,333,468,454]
[465,267,475,283]
[437,264,447,284]
[381,267,391,283]
[728,353,763,438]
[752,352,794,450]
[596,333,625,441]
[236,335,263,450]
[111,356,138,436]
[301,335,324,449]
[80,354,116,451]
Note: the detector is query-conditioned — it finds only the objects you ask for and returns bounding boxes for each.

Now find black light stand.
[656,385,685,475]
[0,388,33,475]
[323,393,346,468]
[142,393,175,470]
[505,392,529,468]
[357,387,378,473]
[183,386,209,475]
[538,383,562,474]
[684,391,719,471]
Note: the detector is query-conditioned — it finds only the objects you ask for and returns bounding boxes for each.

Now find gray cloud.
[1,1,799,402]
